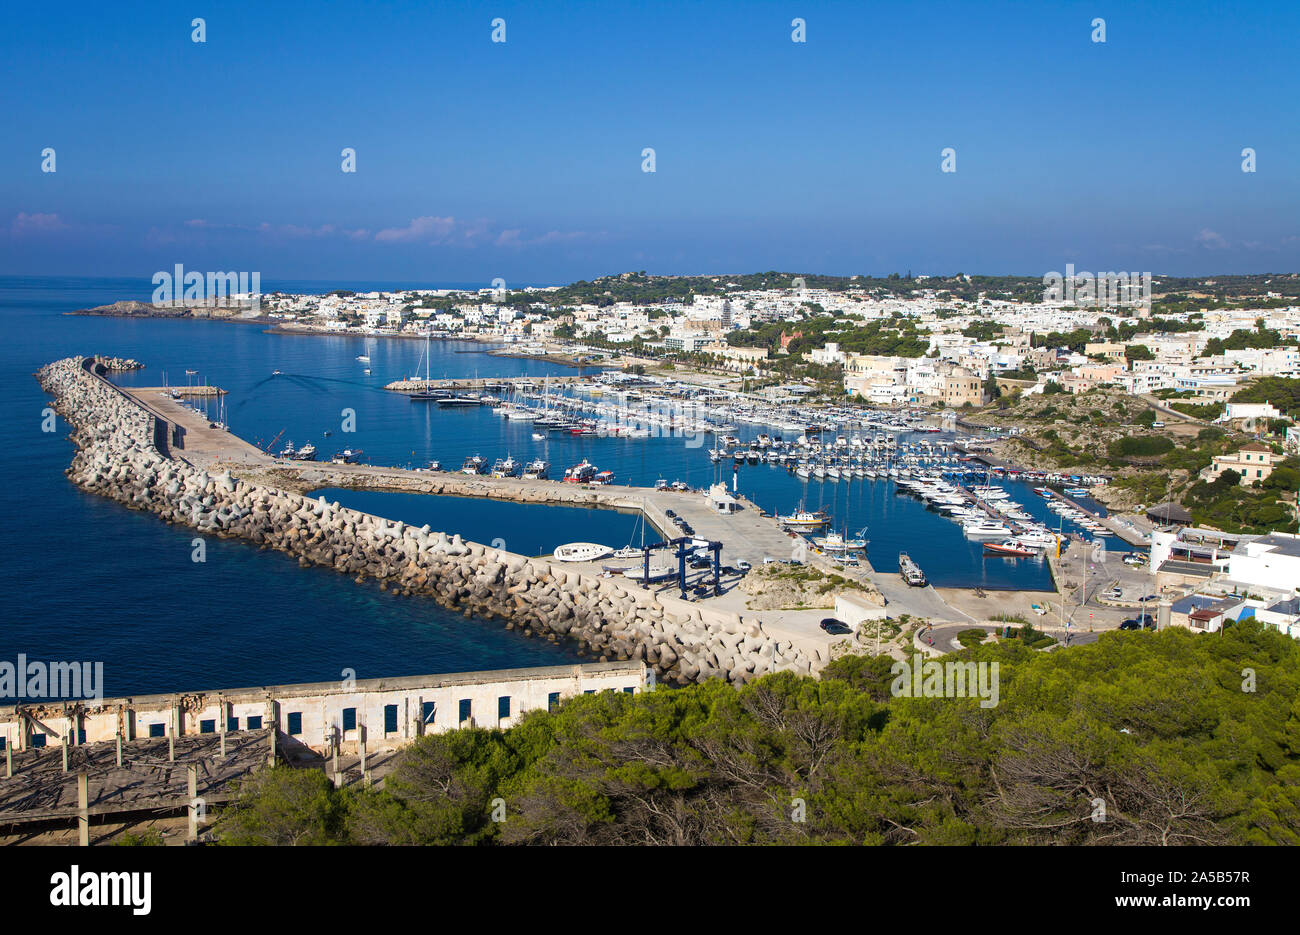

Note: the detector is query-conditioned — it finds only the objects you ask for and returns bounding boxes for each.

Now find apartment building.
[1202,442,1282,485]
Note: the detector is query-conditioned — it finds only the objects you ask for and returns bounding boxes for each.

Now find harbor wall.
[37,356,817,688]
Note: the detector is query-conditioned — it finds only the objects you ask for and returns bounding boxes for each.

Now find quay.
[383,375,586,393]
[1042,489,1147,547]
[115,384,837,575]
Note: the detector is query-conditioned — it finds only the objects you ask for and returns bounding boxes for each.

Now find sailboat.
[612,513,649,559]
[409,331,440,401]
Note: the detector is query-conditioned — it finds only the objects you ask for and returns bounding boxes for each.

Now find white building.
[1228,533,1300,592]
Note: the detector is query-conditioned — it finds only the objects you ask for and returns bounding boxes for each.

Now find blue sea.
[2,276,1116,699]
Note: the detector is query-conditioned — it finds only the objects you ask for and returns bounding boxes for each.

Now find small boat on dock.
[552,542,614,563]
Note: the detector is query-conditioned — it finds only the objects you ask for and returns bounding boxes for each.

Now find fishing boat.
[330,448,364,464]
[812,530,868,554]
[356,355,370,362]
[460,454,487,475]
[592,470,615,485]
[777,507,829,531]
[523,458,549,480]
[564,460,597,483]
[491,456,519,478]
[984,539,1036,558]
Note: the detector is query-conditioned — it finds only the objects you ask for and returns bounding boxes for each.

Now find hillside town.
[257,273,1300,421]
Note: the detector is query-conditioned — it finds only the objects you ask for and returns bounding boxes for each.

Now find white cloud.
[374,216,456,244]
[1195,228,1229,250]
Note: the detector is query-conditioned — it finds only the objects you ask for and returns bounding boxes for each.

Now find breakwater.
[37,356,817,685]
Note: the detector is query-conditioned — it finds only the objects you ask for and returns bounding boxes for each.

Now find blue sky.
[2,0,1298,284]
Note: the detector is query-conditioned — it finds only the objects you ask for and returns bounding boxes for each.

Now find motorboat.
[963,519,1012,538]
[984,539,1037,558]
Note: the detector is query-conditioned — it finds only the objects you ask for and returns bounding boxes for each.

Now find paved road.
[869,573,976,623]
[920,620,1099,654]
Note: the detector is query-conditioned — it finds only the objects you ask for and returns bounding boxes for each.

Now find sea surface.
[1,276,1122,699]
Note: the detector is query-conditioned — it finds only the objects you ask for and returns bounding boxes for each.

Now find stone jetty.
[37,356,818,686]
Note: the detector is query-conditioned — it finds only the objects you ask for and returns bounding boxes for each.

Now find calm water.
[2,276,1119,698]
[313,489,657,558]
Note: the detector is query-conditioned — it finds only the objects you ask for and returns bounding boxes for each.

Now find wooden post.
[62,734,70,773]
[267,727,276,767]
[331,728,341,788]
[5,741,12,779]
[218,700,226,759]
[116,733,122,768]
[77,770,89,847]
[358,723,367,776]
[187,764,199,842]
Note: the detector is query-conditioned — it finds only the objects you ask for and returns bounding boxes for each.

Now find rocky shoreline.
[37,356,816,686]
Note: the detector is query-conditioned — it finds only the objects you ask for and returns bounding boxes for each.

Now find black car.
[690,557,712,569]
[1136,613,1156,629]
[665,509,676,518]
[819,618,852,635]
[1119,619,1141,631]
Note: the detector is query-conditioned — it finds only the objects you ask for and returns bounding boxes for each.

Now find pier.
[383,375,586,393]
[1042,489,1147,547]
[115,384,827,572]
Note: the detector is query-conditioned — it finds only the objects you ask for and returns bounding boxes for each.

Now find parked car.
[665,509,676,518]
[736,560,752,572]
[1119,619,1142,631]
[819,618,852,635]
[1136,613,1156,629]
[1121,553,1146,566]
[1104,586,1122,599]
[1139,594,1158,603]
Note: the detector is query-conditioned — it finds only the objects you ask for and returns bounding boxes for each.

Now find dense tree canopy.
[214,624,1300,846]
